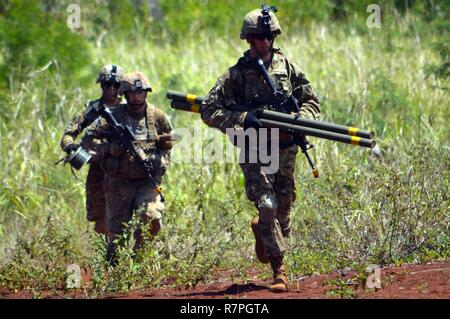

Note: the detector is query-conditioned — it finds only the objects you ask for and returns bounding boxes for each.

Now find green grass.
[0,8,448,297]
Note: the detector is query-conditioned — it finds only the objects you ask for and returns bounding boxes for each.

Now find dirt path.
[2,261,449,299]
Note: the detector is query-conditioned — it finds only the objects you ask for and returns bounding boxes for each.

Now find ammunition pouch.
[272,69,290,94]
[102,141,160,180]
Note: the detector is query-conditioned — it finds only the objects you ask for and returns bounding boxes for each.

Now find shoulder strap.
[145,104,157,141]
[278,48,293,83]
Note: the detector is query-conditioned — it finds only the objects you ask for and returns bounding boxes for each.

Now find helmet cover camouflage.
[96,64,125,84]
[119,71,153,95]
[240,7,281,39]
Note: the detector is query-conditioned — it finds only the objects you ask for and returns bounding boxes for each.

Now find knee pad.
[257,194,278,222]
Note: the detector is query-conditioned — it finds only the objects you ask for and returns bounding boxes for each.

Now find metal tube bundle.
[167,90,376,149]
[261,110,374,139]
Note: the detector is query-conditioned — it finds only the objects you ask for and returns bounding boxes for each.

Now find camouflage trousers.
[104,175,164,252]
[85,163,108,235]
[240,144,298,259]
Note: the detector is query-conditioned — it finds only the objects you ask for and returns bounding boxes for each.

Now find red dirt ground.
[2,261,449,299]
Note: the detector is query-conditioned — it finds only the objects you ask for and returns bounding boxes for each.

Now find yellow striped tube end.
[348,127,359,136]
[186,94,198,104]
[350,136,361,145]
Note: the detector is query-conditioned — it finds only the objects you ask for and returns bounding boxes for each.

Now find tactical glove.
[243,111,263,130]
[148,152,168,176]
[65,143,79,154]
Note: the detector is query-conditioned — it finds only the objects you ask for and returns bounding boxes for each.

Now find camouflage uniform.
[201,9,320,266]
[60,64,124,235]
[62,99,121,233]
[87,72,175,261]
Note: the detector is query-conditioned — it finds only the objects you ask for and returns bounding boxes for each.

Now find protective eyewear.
[102,81,121,88]
[253,32,275,41]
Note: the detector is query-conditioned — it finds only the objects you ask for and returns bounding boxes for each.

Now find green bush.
[0,0,91,86]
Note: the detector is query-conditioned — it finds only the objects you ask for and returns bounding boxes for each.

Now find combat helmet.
[119,71,153,95]
[96,64,125,84]
[240,5,281,39]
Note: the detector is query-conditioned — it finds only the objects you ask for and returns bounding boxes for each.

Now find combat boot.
[269,255,288,293]
[251,217,269,264]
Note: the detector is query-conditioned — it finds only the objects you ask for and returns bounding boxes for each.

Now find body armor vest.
[103,104,159,180]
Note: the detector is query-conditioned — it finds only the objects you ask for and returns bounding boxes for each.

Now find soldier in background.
[86,71,175,265]
[60,64,125,235]
[201,7,320,292]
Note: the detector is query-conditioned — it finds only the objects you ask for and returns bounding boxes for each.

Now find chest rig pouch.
[237,50,297,147]
[239,50,293,112]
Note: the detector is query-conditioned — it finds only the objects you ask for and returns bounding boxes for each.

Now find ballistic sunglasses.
[252,32,275,41]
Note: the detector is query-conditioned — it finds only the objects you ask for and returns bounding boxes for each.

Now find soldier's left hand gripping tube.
[98,105,165,202]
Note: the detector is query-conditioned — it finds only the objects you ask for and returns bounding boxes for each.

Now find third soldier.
[61,64,125,235]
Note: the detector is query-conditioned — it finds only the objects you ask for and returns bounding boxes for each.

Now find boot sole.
[269,285,289,293]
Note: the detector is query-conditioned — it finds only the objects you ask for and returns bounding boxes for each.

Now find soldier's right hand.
[243,111,263,130]
[108,143,126,156]
[65,143,79,154]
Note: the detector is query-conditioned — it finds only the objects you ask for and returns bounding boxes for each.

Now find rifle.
[254,57,320,177]
[96,105,166,202]
[167,90,376,178]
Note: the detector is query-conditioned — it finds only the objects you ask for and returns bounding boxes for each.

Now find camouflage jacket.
[201,48,320,133]
[60,98,121,151]
[85,103,175,180]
